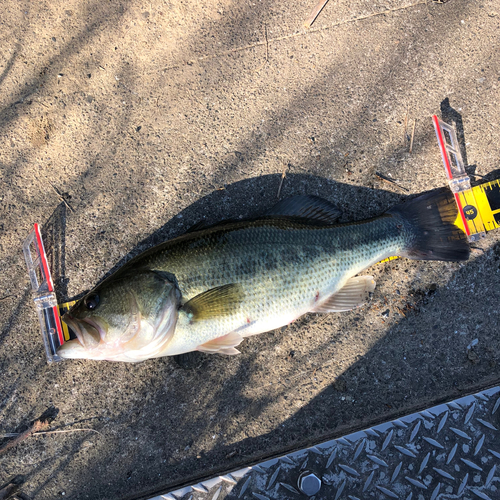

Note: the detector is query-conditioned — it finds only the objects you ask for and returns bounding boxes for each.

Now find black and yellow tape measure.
[379,116,499,266]
[454,179,500,237]
[58,301,76,341]
[432,114,500,241]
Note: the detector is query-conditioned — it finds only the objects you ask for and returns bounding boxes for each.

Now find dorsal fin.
[185,220,209,233]
[185,218,242,234]
[184,195,342,235]
[182,284,244,322]
[266,195,342,224]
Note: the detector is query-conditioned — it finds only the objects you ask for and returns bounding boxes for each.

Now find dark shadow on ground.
[41,203,69,304]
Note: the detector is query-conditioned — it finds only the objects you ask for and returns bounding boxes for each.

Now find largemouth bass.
[58,190,469,362]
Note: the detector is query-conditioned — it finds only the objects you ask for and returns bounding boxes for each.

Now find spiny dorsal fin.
[266,195,342,224]
[312,276,376,313]
[185,218,242,234]
[182,284,244,321]
[185,220,209,233]
[184,195,342,235]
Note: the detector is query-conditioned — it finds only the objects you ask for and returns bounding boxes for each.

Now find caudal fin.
[388,189,470,261]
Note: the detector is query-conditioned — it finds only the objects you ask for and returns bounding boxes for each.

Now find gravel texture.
[1,0,500,498]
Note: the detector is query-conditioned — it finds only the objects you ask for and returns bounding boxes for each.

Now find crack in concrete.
[163,1,428,71]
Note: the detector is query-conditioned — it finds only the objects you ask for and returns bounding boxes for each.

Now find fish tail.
[388,189,470,261]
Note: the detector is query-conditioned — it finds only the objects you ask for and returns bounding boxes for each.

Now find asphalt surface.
[1,0,500,499]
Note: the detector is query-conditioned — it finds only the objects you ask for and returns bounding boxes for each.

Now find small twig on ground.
[0,420,49,455]
[0,427,102,443]
[277,164,288,198]
[50,184,75,213]
[254,24,269,73]
[254,25,270,72]
[403,106,409,146]
[34,428,103,437]
[470,246,486,253]
[409,119,416,153]
[375,172,409,192]
[265,24,269,61]
[304,0,331,28]
[0,295,15,302]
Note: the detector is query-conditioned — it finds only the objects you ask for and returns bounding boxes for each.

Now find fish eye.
[84,293,100,311]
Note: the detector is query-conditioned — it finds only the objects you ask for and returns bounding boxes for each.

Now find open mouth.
[62,314,102,349]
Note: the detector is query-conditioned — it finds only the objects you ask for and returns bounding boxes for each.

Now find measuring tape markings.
[483,181,500,226]
[455,179,500,235]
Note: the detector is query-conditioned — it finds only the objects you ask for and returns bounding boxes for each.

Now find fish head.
[58,270,180,362]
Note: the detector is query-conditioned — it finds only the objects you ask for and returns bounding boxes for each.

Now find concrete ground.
[1,0,499,498]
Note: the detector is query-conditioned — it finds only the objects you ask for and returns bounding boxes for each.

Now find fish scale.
[146,217,406,356]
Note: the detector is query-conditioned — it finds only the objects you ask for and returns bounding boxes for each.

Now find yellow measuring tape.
[454,179,500,236]
[432,114,500,242]
[58,301,76,341]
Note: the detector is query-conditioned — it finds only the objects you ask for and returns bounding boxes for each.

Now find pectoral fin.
[197,332,243,355]
[182,284,244,322]
[313,276,376,313]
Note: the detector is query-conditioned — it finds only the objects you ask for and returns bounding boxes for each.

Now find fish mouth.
[58,314,107,358]
[57,338,91,359]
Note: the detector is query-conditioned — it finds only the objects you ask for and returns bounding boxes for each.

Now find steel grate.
[149,387,500,500]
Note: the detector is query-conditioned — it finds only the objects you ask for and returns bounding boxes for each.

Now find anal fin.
[214,347,241,355]
[197,331,243,355]
[313,276,376,313]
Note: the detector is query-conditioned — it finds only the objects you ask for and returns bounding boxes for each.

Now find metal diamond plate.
[148,387,500,500]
